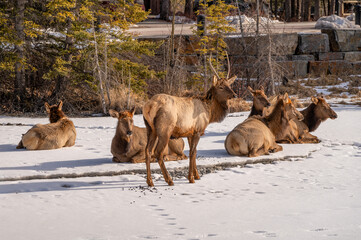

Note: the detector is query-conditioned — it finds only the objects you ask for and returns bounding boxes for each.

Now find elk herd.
[15,75,338,187]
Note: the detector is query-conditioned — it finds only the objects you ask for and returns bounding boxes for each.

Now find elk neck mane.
[262,99,285,128]
[249,105,262,116]
[49,110,66,123]
[301,103,321,132]
[201,86,229,123]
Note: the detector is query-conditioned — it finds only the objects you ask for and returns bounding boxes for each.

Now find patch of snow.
[315,14,360,29]
[168,16,195,24]
[0,99,361,239]
[226,15,280,25]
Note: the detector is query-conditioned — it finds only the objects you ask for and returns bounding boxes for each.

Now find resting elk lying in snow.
[224,95,294,157]
[16,101,76,150]
[247,86,270,117]
[143,56,237,186]
[109,108,187,163]
[265,93,304,143]
[294,96,338,143]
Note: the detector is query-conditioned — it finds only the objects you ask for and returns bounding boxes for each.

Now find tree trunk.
[315,0,320,20]
[14,0,26,104]
[303,0,311,21]
[296,0,301,21]
[291,0,296,19]
[160,0,170,21]
[329,0,335,15]
[184,0,193,18]
[144,0,150,11]
[285,0,292,21]
[275,0,278,18]
[92,21,107,115]
[322,0,327,16]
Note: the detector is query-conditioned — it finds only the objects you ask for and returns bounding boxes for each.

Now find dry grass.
[303,75,342,87]
[227,98,251,113]
[279,82,317,98]
[328,87,345,95]
[290,97,304,108]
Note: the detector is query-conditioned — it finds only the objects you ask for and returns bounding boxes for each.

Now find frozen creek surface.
[0,104,360,240]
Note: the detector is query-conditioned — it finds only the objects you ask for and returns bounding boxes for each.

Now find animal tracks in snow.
[252,230,278,238]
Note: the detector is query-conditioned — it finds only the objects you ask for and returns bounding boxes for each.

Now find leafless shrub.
[107,87,145,114]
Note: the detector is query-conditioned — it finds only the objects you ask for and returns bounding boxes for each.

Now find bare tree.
[160,0,170,20]
[92,21,107,115]
[184,0,194,18]
[14,0,26,104]
[285,0,292,21]
[303,0,311,21]
[315,0,320,20]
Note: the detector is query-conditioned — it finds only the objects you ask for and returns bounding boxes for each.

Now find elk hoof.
[167,180,174,186]
[147,179,154,187]
[188,176,195,183]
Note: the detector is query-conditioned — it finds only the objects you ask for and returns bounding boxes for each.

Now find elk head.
[45,100,65,123]
[311,96,338,120]
[207,52,237,105]
[282,93,304,121]
[109,108,136,145]
[248,86,271,109]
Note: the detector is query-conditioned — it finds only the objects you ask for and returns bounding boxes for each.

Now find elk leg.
[154,130,174,186]
[187,134,201,183]
[145,124,157,187]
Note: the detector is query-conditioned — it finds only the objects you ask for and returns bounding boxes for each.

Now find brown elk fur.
[16,101,76,150]
[109,108,187,163]
[294,96,338,143]
[248,86,271,117]
[301,96,338,132]
[263,93,304,143]
[224,98,291,157]
[143,75,237,186]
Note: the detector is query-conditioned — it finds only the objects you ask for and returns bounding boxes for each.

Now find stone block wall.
[139,28,361,78]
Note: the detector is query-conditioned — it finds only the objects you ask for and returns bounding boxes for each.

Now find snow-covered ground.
[0,103,361,240]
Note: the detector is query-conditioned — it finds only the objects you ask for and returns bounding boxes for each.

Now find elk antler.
[209,53,220,79]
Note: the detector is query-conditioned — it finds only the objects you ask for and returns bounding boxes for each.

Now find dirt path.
[128,17,320,37]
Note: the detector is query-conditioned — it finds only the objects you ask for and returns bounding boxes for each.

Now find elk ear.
[247,86,254,95]
[130,107,136,116]
[283,92,289,101]
[212,75,218,86]
[311,96,318,104]
[57,100,63,110]
[44,102,50,113]
[260,85,264,92]
[227,75,237,85]
[109,109,119,118]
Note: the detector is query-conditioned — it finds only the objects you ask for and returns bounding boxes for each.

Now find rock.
[322,29,361,52]
[297,33,330,54]
[344,52,361,62]
[318,52,344,61]
[315,14,359,29]
[226,33,298,56]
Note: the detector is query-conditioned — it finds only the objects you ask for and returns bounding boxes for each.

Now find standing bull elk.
[16,101,76,150]
[143,70,237,186]
[109,108,187,163]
